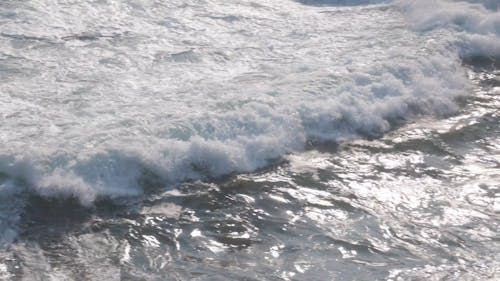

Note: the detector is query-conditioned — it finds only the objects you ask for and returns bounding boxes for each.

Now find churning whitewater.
[0,0,499,280]
[0,0,483,205]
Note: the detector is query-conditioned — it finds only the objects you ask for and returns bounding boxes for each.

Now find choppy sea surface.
[0,0,499,280]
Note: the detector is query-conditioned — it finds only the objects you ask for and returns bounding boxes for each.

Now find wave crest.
[397,0,500,58]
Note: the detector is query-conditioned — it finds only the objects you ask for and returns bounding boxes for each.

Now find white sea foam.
[397,0,500,57]
[0,0,480,207]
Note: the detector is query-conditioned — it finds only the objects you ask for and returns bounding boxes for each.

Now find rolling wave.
[0,0,493,206]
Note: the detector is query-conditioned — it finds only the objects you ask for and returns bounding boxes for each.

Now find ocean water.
[0,0,499,280]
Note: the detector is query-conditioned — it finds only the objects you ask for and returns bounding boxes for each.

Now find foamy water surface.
[0,0,499,280]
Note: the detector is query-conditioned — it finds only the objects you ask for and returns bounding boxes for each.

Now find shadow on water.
[462,55,500,73]
[18,195,129,244]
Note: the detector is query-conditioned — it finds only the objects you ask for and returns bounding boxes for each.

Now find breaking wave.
[0,0,493,207]
[397,0,500,58]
